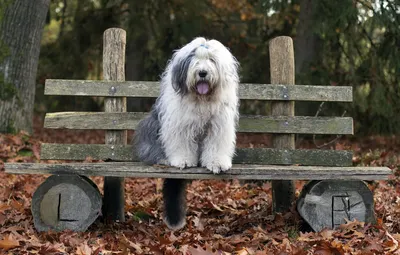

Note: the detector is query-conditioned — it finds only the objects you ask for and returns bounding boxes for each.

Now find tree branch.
[313,102,347,149]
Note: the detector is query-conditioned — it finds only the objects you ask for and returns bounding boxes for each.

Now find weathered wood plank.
[102,28,126,222]
[4,162,391,180]
[269,36,296,212]
[44,112,354,135]
[233,147,352,166]
[41,143,134,161]
[44,79,353,102]
[40,143,353,166]
[44,112,146,130]
[239,116,353,134]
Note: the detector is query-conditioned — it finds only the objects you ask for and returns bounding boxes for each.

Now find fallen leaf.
[193,216,205,231]
[76,242,92,255]
[10,199,24,212]
[0,234,20,251]
[188,246,219,255]
[210,201,224,212]
[0,203,11,213]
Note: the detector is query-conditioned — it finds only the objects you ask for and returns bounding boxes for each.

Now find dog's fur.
[134,37,239,230]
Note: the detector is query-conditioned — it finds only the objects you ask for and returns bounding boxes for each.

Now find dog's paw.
[202,158,232,174]
[169,157,197,169]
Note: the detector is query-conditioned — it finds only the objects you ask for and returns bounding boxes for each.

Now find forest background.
[34,0,400,135]
[1,0,400,254]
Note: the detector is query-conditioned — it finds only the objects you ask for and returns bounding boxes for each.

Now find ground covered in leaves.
[1,116,400,254]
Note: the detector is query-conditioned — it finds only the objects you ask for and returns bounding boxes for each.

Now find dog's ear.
[171,49,195,95]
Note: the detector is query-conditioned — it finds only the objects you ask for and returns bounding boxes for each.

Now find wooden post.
[269,37,296,212]
[102,28,127,222]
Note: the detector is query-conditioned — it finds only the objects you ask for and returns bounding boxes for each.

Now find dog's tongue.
[196,82,209,95]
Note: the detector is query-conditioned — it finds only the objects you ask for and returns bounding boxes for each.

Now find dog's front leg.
[201,109,237,174]
[162,130,198,169]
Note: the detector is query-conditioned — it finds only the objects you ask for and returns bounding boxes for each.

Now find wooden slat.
[44,112,354,135]
[4,162,391,180]
[44,112,146,130]
[234,147,352,166]
[40,143,353,167]
[44,79,353,102]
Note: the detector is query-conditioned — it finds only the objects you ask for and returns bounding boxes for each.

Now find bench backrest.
[40,79,353,166]
[40,29,353,168]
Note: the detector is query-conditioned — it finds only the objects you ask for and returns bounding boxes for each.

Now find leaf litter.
[0,117,400,254]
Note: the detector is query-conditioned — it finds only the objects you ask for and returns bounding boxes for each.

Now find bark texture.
[0,0,50,133]
[294,0,321,75]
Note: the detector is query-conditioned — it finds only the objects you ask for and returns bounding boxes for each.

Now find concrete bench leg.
[297,180,375,232]
[31,175,102,232]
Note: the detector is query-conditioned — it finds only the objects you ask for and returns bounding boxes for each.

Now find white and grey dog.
[134,37,239,230]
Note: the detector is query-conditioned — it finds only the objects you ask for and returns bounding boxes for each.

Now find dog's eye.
[210,58,217,64]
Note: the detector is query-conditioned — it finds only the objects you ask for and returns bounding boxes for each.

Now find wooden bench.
[5,28,391,232]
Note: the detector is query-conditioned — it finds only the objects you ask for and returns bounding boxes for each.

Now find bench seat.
[5,162,391,180]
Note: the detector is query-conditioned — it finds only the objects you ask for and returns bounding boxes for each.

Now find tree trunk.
[294,0,321,75]
[0,0,50,133]
[125,0,153,112]
[294,0,322,117]
[126,33,151,112]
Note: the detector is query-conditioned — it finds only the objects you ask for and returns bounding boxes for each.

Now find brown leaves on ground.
[1,119,400,254]
[0,234,20,251]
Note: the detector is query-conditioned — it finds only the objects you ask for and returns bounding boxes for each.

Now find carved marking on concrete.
[332,195,351,227]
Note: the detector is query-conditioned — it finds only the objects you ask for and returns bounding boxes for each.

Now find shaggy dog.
[134,37,239,230]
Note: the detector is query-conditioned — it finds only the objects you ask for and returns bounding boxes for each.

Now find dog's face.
[170,37,238,97]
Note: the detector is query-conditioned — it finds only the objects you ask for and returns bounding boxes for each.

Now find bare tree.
[0,0,50,133]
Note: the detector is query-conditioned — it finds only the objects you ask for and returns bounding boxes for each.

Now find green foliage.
[132,210,153,221]
[17,149,33,157]
[291,0,400,134]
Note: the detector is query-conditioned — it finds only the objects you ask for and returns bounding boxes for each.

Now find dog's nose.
[198,70,207,78]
